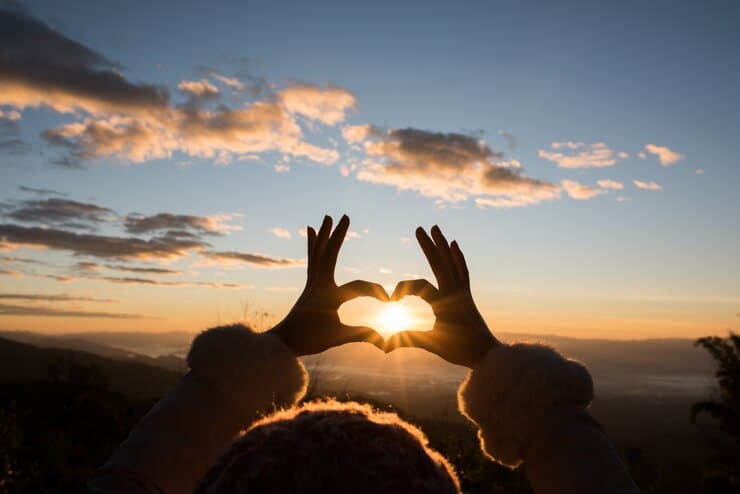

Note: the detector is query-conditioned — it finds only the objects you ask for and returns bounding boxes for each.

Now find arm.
[387,226,639,494]
[90,215,387,494]
[459,343,639,494]
[89,326,307,494]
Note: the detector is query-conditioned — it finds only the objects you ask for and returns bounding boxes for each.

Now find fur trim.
[187,324,308,415]
[457,343,593,468]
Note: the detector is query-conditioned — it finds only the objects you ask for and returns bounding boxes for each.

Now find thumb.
[337,324,385,351]
[385,330,438,354]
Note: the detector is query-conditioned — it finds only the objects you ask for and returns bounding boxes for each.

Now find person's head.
[196,399,460,493]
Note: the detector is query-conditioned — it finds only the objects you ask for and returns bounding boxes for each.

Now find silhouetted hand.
[269,215,388,356]
[385,226,499,368]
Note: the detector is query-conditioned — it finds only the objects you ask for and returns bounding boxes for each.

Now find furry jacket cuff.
[457,342,594,468]
[187,324,308,416]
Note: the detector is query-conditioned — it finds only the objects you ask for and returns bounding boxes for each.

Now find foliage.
[691,332,740,489]
[0,359,154,494]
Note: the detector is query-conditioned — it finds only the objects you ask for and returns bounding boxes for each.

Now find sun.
[376,303,413,335]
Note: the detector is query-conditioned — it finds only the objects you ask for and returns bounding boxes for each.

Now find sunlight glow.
[376,303,412,335]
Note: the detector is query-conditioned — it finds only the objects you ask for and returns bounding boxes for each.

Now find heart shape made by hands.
[339,295,434,339]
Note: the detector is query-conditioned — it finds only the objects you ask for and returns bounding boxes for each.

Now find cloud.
[102,264,182,275]
[201,250,305,268]
[89,275,245,288]
[0,293,116,302]
[41,115,175,162]
[617,151,629,159]
[0,8,169,116]
[274,164,290,173]
[0,107,28,154]
[0,254,52,266]
[194,66,264,94]
[3,198,115,228]
[695,168,704,175]
[645,144,684,166]
[597,179,624,190]
[43,95,343,165]
[18,185,66,196]
[0,302,146,319]
[342,124,376,144]
[633,179,662,191]
[354,127,561,207]
[211,74,245,91]
[278,83,356,125]
[0,109,21,122]
[0,224,208,259]
[561,179,604,200]
[46,274,75,283]
[1,9,348,167]
[75,261,98,272]
[124,212,239,235]
[178,79,219,98]
[270,227,292,239]
[538,141,619,168]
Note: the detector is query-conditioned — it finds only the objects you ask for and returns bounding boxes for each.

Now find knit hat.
[196,399,460,493]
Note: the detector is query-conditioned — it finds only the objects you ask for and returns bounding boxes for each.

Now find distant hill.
[59,330,195,357]
[0,337,182,399]
[0,330,188,372]
[0,328,717,396]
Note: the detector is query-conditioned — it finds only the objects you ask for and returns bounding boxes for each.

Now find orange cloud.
[1,9,349,167]
[354,127,561,208]
[178,79,220,98]
[0,224,207,260]
[633,179,662,191]
[279,84,356,125]
[270,227,292,239]
[538,142,619,168]
[342,124,377,144]
[561,180,604,200]
[201,250,305,268]
[645,144,684,166]
[597,179,624,190]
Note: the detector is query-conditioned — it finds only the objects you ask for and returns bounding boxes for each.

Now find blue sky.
[1,0,738,338]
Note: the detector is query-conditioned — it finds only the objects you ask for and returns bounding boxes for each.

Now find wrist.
[469,331,500,368]
[267,320,295,354]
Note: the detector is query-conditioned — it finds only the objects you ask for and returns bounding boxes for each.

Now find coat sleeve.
[88,325,308,494]
[457,343,640,494]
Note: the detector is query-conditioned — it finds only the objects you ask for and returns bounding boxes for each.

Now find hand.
[385,225,499,368]
[269,215,389,356]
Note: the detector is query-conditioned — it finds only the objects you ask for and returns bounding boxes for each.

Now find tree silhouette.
[692,332,740,489]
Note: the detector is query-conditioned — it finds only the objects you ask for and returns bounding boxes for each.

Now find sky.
[0,0,738,339]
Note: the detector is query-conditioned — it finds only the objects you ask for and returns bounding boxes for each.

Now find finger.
[337,325,385,351]
[416,227,452,289]
[339,279,390,302]
[385,330,439,354]
[390,279,439,303]
[307,226,317,284]
[323,214,349,276]
[312,215,333,269]
[450,240,471,290]
[431,225,460,287]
